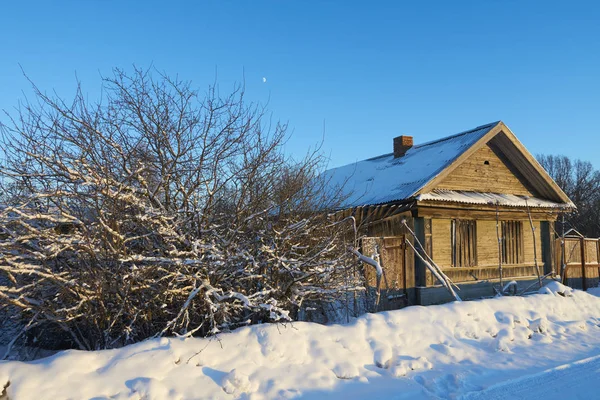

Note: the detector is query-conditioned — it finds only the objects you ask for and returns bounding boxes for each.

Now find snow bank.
[3,287,600,399]
[539,281,573,297]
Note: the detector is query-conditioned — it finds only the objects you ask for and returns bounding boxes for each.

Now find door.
[361,235,408,310]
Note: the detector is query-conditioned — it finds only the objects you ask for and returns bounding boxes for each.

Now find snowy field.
[2,282,600,400]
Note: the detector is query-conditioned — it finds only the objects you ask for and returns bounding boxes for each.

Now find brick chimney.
[393,135,413,158]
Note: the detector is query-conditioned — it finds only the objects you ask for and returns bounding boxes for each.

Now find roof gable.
[323,121,573,208]
[487,129,571,203]
[433,142,537,196]
[417,122,571,204]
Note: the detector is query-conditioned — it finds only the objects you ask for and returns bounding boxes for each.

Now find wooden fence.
[555,237,600,290]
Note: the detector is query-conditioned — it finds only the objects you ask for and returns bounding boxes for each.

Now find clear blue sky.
[1,1,599,168]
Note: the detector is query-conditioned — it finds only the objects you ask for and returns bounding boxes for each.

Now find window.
[501,221,523,264]
[451,219,477,267]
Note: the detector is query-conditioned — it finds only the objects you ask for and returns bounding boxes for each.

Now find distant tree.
[537,154,600,237]
[0,67,360,351]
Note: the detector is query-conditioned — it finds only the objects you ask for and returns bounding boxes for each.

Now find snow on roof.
[323,122,499,208]
[416,190,572,209]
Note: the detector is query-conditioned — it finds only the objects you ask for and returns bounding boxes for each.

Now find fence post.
[580,237,587,291]
[402,234,407,301]
[597,240,600,287]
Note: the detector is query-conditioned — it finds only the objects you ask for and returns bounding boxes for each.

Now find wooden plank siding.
[361,237,406,290]
[435,144,537,196]
[487,130,571,203]
[365,212,413,237]
[522,220,543,266]
[431,219,452,267]
[558,239,600,272]
[476,220,498,267]
[415,123,571,205]
[556,238,600,288]
[416,204,558,222]
[361,213,416,293]
[428,217,545,284]
[587,239,599,264]
[430,218,542,268]
[557,239,599,266]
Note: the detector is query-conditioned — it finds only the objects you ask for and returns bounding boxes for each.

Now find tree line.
[538,154,600,238]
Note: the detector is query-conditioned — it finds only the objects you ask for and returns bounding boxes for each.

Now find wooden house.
[324,121,574,307]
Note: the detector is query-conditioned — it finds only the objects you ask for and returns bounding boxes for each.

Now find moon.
[262,77,267,83]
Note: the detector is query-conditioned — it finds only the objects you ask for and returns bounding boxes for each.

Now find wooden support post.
[495,202,503,291]
[525,199,542,289]
[580,237,587,291]
[560,237,565,279]
[540,221,553,275]
[597,240,600,286]
[402,234,407,302]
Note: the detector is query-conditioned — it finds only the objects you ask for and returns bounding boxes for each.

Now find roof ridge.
[364,152,393,162]
[352,121,500,164]
[413,121,500,149]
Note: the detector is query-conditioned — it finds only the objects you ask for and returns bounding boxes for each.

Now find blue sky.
[1,1,599,168]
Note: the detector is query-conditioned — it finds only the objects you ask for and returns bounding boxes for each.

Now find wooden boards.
[435,144,536,196]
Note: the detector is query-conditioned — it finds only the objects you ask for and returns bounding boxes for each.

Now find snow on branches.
[0,67,360,351]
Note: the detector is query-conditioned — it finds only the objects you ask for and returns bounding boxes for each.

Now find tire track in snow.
[459,353,600,400]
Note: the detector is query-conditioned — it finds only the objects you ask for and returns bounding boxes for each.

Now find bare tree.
[0,67,361,351]
[538,154,600,237]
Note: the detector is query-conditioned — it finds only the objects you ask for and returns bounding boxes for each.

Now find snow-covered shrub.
[0,68,362,351]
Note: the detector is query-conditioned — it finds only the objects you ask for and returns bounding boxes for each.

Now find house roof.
[323,121,573,209]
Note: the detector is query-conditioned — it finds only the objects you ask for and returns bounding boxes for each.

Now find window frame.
[451,219,477,268]
[501,220,524,264]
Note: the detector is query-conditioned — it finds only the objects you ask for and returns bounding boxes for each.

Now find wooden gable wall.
[434,143,537,196]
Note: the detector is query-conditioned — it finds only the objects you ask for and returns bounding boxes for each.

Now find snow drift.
[2,284,600,399]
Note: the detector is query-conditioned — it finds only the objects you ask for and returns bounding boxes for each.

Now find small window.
[451,219,477,267]
[501,221,524,264]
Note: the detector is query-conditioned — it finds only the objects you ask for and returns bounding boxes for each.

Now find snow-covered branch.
[0,67,359,350]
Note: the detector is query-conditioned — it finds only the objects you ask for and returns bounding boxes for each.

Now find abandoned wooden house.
[324,121,575,308]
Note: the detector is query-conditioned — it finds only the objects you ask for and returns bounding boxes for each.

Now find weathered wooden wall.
[436,144,536,196]
[359,212,417,306]
[427,216,546,284]
[349,202,561,305]
[558,239,599,267]
[523,220,543,265]
[361,236,410,310]
[557,238,600,289]
[431,218,452,267]
[365,213,412,237]
[476,220,497,267]
[361,237,406,290]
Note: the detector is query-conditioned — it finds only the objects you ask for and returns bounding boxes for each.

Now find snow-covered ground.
[461,353,600,400]
[2,282,600,400]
